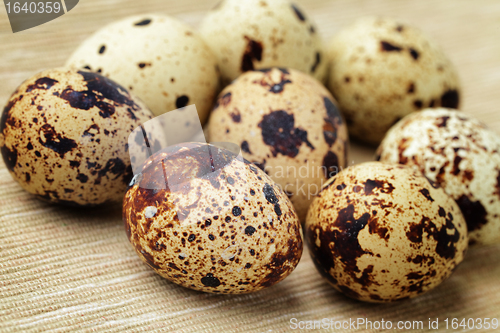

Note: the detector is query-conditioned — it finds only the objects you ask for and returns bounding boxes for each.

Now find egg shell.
[327,17,461,145]
[66,14,219,136]
[0,68,157,206]
[200,0,327,85]
[377,108,500,246]
[207,67,349,222]
[306,162,468,302]
[123,142,303,294]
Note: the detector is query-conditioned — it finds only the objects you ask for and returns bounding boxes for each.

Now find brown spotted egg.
[0,68,157,206]
[123,142,303,294]
[207,68,349,222]
[66,14,219,139]
[200,0,327,85]
[327,17,461,145]
[377,109,500,246]
[306,162,467,302]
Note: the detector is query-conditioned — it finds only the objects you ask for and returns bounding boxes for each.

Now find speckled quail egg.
[207,67,349,222]
[306,162,468,302]
[123,142,303,294]
[200,0,327,85]
[377,108,500,246]
[66,14,219,137]
[0,68,157,206]
[327,17,461,145]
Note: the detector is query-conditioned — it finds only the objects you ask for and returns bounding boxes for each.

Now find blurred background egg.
[66,14,220,141]
[200,0,327,85]
[327,16,461,145]
[377,108,500,246]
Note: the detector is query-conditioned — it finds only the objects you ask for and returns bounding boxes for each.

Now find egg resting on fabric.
[0,68,157,206]
[306,162,467,302]
[123,142,303,294]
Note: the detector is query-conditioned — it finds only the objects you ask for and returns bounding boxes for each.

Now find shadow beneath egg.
[348,140,378,165]
[311,274,467,328]
[126,241,499,330]
[35,194,124,226]
[147,262,310,310]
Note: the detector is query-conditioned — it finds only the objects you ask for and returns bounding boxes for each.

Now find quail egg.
[66,14,219,135]
[306,162,468,302]
[207,67,349,222]
[377,108,500,246]
[200,0,327,85]
[327,17,461,145]
[0,68,157,206]
[123,142,303,294]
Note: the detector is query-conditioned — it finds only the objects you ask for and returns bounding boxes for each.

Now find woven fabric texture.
[1,0,500,332]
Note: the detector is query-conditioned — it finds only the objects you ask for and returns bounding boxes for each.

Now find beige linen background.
[1,0,500,332]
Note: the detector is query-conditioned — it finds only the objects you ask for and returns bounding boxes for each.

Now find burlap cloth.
[1,0,500,332]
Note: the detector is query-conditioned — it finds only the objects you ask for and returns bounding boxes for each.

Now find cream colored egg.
[327,17,461,145]
[377,108,500,246]
[200,0,327,85]
[306,162,468,302]
[207,68,349,222]
[123,142,303,294]
[0,68,156,206]
[66,14,219,137]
